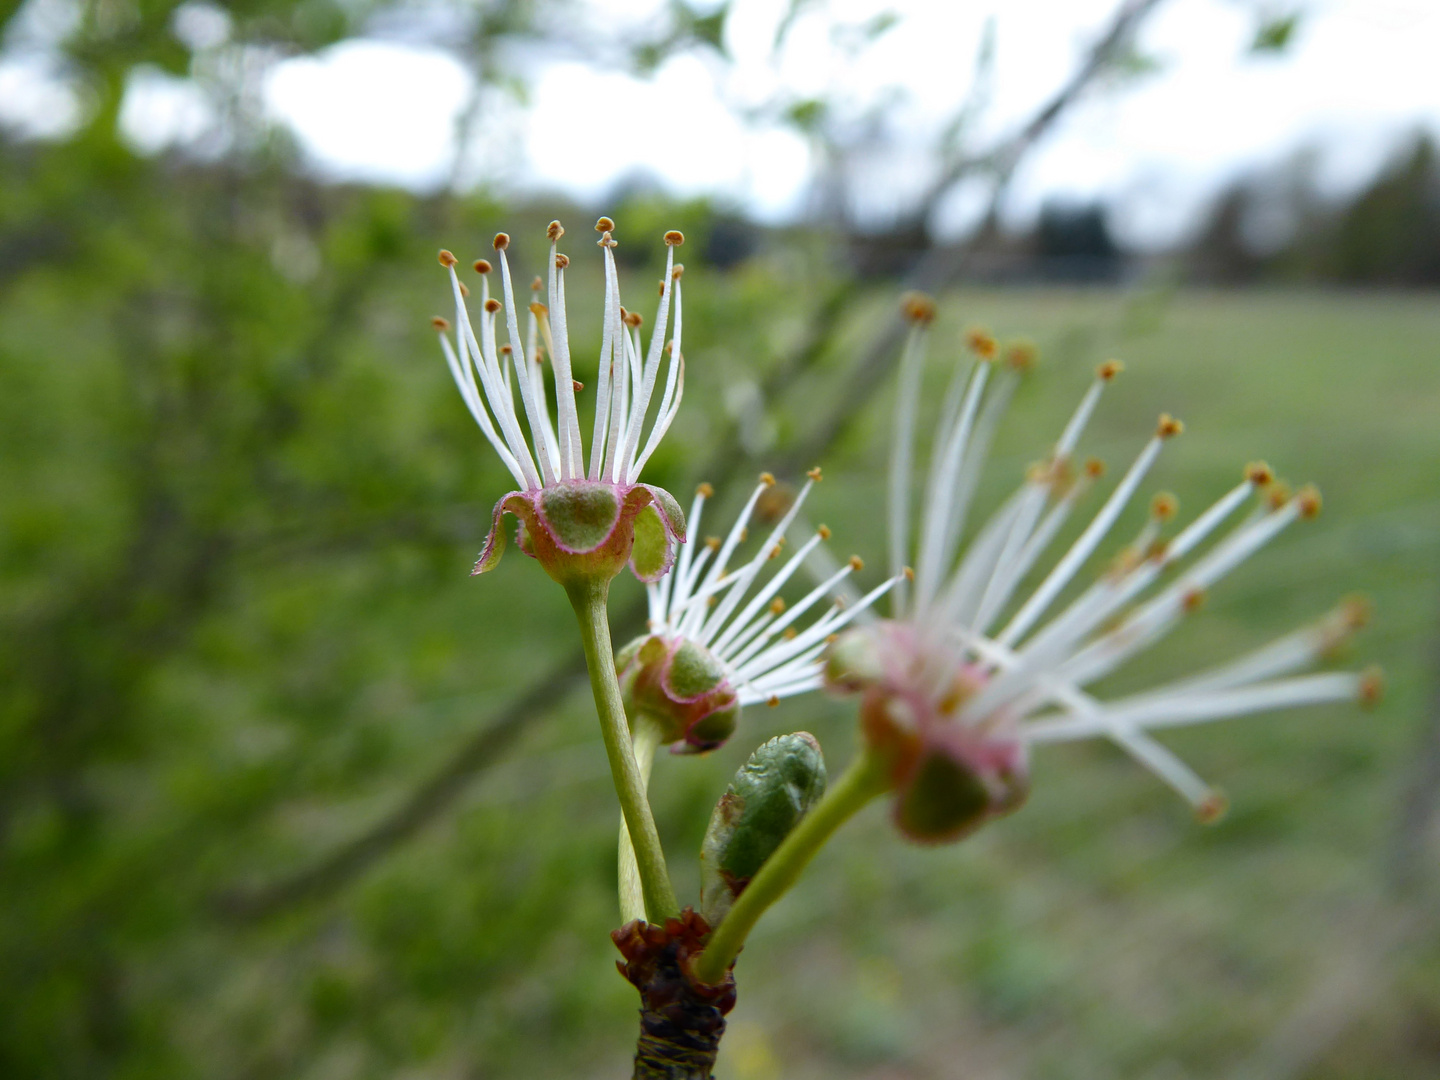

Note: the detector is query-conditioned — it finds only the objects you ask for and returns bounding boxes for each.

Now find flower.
[825,294,1379,842]
[616,470,901,753]
[432,219,688,588]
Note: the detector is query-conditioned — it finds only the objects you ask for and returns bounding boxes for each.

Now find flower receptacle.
[473,480,685,588]
[617,633,741,753]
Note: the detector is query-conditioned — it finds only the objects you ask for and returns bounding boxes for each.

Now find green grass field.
[5,271,1438,1078]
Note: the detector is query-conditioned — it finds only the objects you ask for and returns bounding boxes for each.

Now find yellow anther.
[1195,790,1229,825]
[964,327,998,360]
[1358,666,1384,708]
[1004,338,1038,371]
[899,291,936,324]
[1245,460,1274,486]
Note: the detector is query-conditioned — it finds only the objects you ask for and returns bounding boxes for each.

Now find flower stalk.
[694,748,890,986]
[567,577,679,923]
[619,713,666,924]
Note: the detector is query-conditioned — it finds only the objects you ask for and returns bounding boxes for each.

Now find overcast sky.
[5,0,1439,247]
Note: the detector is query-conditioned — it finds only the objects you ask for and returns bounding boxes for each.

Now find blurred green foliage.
[3,2,1440,1079]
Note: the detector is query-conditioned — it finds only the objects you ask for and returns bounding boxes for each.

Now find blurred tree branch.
[215,0,1173,921]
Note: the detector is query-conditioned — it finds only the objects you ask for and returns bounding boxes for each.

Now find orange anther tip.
[817,524,832,540]
[472,259,492,274]
[1245,461,1274,486]
[664,230,685,246]
[555,253,570,269]
[964,327,998,360]
[759,472,776,486]
[899,291,936,324]
[595,216,615,232]
[547,220,564,240]
[1196,791,1229,825]
[696,482,714,498]
[1004,339,1038,371]
[1358,666,1384,707]
[807,466,823,482]
[1156,413,1184,439]
[438,249,457,267]
[1339,594,1373,629]
[492,233,509,251]
[483,298,502,313]
[848,555,864,572]
[430,316,450,332]
[1096,359,1123,380]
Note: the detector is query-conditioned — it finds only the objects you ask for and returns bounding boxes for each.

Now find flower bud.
[699,733,827,927]
[617,634,740,753]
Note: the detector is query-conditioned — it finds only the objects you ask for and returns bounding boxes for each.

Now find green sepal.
[699,732,827,927]
[630,504,670,582]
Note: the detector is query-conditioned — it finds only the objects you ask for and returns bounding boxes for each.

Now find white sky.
[5,0,1440,246]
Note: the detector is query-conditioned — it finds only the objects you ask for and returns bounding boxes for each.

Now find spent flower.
[826,296,1378,842]
[433,219,687,588]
